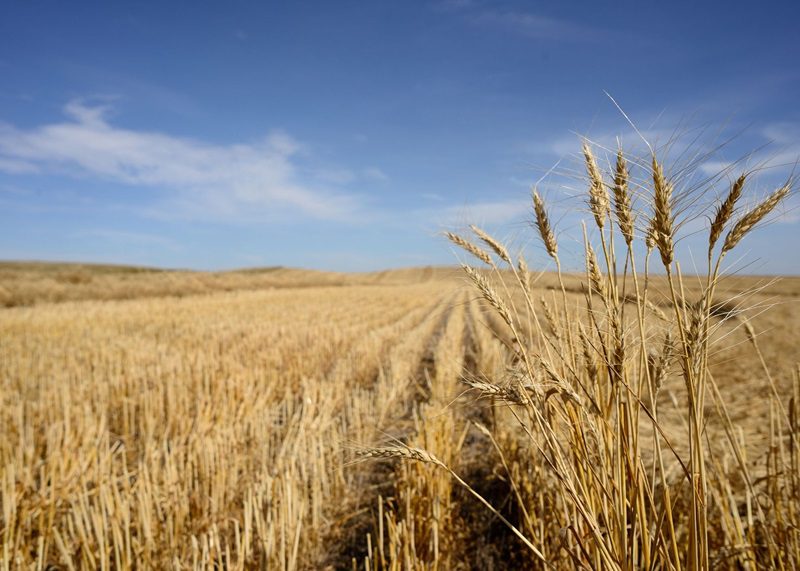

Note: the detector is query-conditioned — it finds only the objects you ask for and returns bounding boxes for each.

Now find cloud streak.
[0,100,367,222]
[435,1,614,43]
[470,10,604,42]
[71,229,181,250]
[432,198,530,227]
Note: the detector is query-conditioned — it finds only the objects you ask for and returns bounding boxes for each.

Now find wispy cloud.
[431,0,476,11]
[695,122,800,224]
[0,157,38,174]
[363,167,389,182]
[0,183,35,196]
[72,229,181,250]
[436,1,611,43]
[470,10,604,42]
[758,122,800,171]
[314,166,388,185]
[0,99,368,222]
[433,198,530,227]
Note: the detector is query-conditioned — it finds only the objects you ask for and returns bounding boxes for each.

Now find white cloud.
[0,99,366,222]
[696,126,800,177]
[472,10,599,42]
[763,122,800,144]
[434,0,602,41]
[755,123,800,172]
[434,198,530,226]
[315,166,388,185]
[432,0,476,11]
[72,229,181,250]
[696,122,800,225]
[363,167,389,182]
[697,160,733,176]
[0,157,38,174]
[315,168,357,185]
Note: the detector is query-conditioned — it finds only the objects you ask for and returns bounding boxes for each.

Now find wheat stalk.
[648,331,673,397]
[613,149,634,245]
[645,217,656,252]
[722,183,791,254]
[709,174,746,254]
[651,156,675,268]
[518,254,531,293]
[361,446,444,466]
[583,141,609,230]
[470,225,512,265]
[532,189,558,259]
[578,324,599,386]
[463,377,527,405]
[462,265,514,328]
[541,296,562,341]
[585,242,605,297]
[445,232,494,266]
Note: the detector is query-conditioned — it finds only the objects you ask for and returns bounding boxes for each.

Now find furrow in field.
[357,291,477,569]
[321,289,465,569]
[180,283,451,569]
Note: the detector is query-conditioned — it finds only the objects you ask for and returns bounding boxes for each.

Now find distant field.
[1,262,798,568]
[0,261,460,307]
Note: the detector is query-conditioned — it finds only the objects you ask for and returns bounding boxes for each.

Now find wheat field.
[2,146,799,570]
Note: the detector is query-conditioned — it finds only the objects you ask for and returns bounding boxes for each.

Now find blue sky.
[1,1,798,273]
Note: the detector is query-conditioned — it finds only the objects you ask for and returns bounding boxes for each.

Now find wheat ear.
[708,174,746,254]
[722,183,791,254]
[462,265,514,328]
[445,232,494,266]
[470,225,511,265]
[613,149,634,245]
[532,189,558,259]
[584,141,609,230]
[651,155,675,267]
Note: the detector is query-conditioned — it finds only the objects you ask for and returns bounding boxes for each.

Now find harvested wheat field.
[6,1,800,568]
[2,232,799,569]
[2,134,800,571]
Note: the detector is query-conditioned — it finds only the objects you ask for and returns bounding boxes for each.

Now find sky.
[1,1,798,274]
